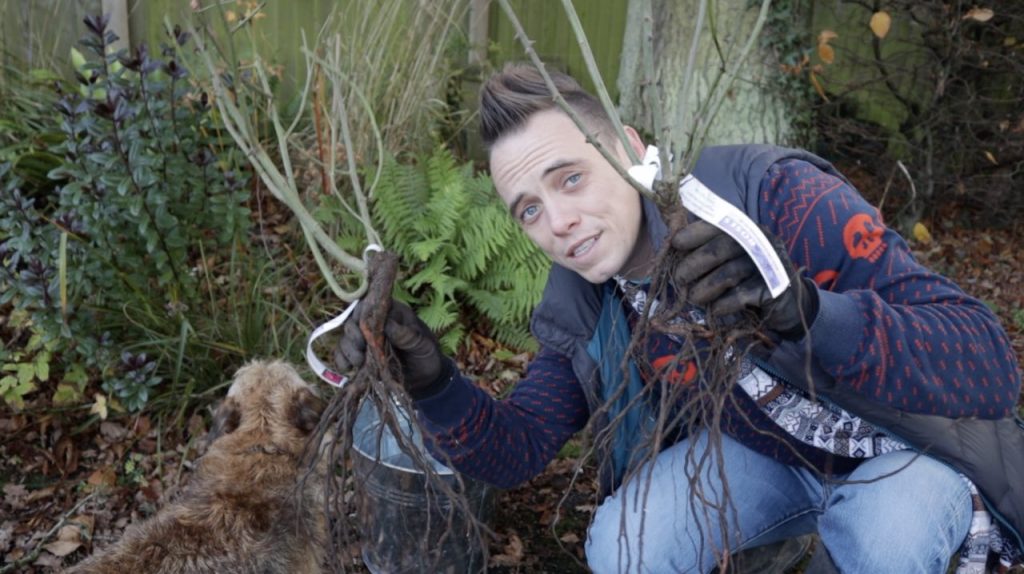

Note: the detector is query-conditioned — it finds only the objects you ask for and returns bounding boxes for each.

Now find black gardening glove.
[333,300,445,393]
[670,220,819,340]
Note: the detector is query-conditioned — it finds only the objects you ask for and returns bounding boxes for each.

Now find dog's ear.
[209,397,242,440]
[288,388,324,434]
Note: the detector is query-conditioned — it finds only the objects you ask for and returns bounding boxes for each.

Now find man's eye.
[519,204,540,223]
[565,173,582,187]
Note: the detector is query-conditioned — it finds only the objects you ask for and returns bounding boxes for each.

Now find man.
[335,63,1023,572]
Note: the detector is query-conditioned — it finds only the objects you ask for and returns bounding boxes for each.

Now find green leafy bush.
[0,14,254,412]
[371,146,549,352]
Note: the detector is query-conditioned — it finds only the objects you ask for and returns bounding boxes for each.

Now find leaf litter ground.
[2,222,1022,574]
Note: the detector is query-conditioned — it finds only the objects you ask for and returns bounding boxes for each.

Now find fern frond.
[403,256,450,292]
[418,288,458,332]
[373,155,430,259]
[490,323,537,353]
[369,146,549,352]
[438,324,466,355]
[409,237,448,261]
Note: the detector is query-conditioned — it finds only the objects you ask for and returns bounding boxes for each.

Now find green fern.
[372,146,548,353]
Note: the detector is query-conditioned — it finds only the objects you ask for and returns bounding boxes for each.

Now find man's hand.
[333,300,444,391]
[670,220,819,340]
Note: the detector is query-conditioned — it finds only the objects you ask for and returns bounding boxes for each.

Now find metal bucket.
[351,400,494,574]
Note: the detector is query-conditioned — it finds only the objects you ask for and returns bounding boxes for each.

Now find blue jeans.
[585,432,972,573]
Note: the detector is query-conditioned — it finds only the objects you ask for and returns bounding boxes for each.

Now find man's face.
[490,109,649,283]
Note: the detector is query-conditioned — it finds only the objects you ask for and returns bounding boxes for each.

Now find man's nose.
[547,202,580,236]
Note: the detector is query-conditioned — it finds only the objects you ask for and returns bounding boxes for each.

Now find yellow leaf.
[912,222,932,244]
[1004,37,1017,47]
[818,43,835,64]
[225,10,238,23]
[963,7,994,22]
[809,72,830,102]
[89,393,108,420]
[870,11,892,39]
[818,29,838,45]
[984,150,999,165]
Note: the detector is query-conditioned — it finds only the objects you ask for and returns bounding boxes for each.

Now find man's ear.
[623,125,646,162]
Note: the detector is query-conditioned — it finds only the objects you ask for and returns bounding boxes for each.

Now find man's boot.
[802,541,840,574]
[714,535,814,573]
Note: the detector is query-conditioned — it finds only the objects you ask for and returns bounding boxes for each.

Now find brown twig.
[0,492,97,574]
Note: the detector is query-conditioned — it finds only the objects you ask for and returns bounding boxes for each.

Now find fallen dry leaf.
[559,532,581,544]
[491,532,525,567]
[33,552,63,568]
[100,421,127,442]
[3,484,28,510]
[42,539,81,557]
[57,523,82,543]
[26,486,55,503]
[87,467,116,489]
[963,7,994,22]
[69,514,95,535]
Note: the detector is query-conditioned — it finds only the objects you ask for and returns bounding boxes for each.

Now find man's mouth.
[568,235,598,258]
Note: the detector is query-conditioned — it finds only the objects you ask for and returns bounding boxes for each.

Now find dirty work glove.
[670,220,819,340]
[333,300,444,392]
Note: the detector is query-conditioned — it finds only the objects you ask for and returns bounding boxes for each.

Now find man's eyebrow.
[508,192,525,217]
[543,159,578,178]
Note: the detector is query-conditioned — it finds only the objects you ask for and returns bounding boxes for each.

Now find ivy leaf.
[53,383,83,406]
[34,356,50,382]
[65,363,89,387]
[17,363,35,386]
[870,11,892,39]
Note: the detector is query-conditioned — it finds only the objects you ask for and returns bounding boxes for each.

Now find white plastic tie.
[304,244,385,387]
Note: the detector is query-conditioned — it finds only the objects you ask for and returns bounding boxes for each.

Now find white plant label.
[627,145,790,298]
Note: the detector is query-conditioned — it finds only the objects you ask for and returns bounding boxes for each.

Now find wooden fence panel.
[0,0,101,73]
[489,0,628,99]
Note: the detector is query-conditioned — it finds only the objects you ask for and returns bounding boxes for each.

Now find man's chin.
[577,266,613,284]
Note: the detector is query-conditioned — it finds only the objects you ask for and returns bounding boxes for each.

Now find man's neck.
[617,222,655,281]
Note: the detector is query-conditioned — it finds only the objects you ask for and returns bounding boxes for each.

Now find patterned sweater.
[414,159,1022,491]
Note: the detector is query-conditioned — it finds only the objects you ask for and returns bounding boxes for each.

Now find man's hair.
[479,63,615,149]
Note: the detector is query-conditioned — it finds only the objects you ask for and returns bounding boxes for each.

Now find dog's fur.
[67,360,328,574]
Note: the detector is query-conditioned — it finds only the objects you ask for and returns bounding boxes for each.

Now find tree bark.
[618,0,794,158]
[102,0,131,53]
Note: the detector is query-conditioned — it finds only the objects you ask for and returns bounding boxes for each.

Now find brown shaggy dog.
[67,360,328,574]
